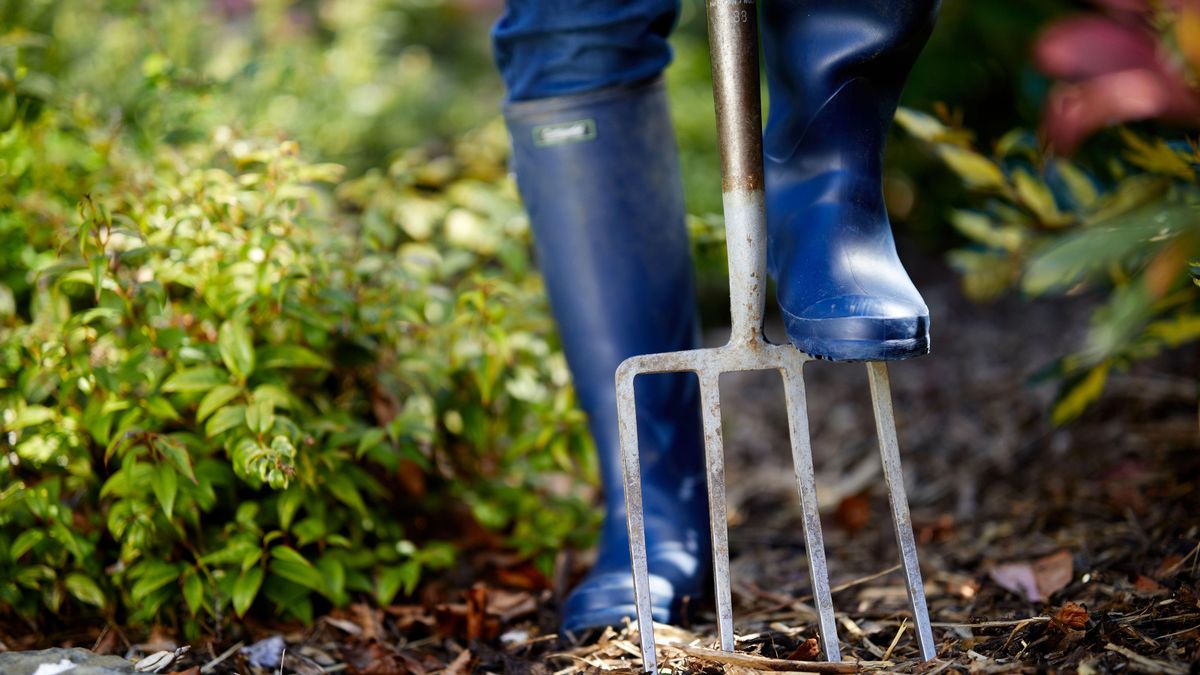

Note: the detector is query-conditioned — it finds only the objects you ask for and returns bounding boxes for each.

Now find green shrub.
[898,108,1200,424]
[0,18,592,632]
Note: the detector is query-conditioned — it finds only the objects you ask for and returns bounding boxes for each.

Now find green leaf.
[11,405,55,429]
[218,320,256,381]
[316,556,346,602]
[130,562,181,602]
[936,145,1007,191]
[326,473,368,516]
[1052,159,1098,209]
[64,573,106,608]
[199,539,259,566]
[947,249,1016,301]
[1014,169,1066,226]
[49,523,84,560]
[355,427,387,459]
[144,397,180,421]
[162,367,227,393]
[1052,362,1110,426]
[154,436,197,483]
[206,405,246,438]
[270,545,313,567]
[1146,314,1200,346]
[277,488,303,530]
[10,529,45,561]
[251,384,294,410]
[89,256,105,300]
[257,345,330,370]
[950,210,1024,252]
[183,570,204,616]
[1078,281,1155,365]
[16,565,54,589]
[241,546,263,574]
[232,565,264,617]
[376,560,421,605]
[894,107,951,142]
[196,384,242,422]
[246,396,275,435]
[269,546,325,591]
[1023,203,1197,296]
[151,464,179,519]
[1120,128,1196,180]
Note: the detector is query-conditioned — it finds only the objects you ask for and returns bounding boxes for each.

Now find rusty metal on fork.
[614,1,937,672]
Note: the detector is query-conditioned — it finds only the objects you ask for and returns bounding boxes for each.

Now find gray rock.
[0,648,135,675]
[240,635,285,670]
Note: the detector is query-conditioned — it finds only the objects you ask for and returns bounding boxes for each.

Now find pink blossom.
[1033,1,1200,153]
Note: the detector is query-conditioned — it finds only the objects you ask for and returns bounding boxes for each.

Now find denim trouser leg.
[492,0,680,102]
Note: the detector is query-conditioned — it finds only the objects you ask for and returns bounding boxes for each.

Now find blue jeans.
[492,0,680,102]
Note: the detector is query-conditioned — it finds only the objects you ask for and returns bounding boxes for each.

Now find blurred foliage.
[0,0,594,634]
[883,0,1076,248]
[898,108,1200,424]
[0,0,501,173]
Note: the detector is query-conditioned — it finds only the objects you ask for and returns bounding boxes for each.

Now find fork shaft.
[707,0,768,345]
[707,0,764,193]
[866,362,937,661]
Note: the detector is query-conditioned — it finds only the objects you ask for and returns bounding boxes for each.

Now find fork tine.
[866,362,937,661]
[780,362,842,660]
[698,372,735,651]
[616,367,659,673]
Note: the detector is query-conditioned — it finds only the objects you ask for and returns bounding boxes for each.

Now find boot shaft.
[762,0,940,166]
[503,78,707,514]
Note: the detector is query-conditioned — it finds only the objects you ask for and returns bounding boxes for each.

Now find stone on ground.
[0,648,135,675]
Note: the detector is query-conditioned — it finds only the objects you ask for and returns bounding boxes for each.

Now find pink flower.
[1033,0,1200,154]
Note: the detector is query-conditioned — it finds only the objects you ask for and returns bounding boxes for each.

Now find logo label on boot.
[532,119,596,147]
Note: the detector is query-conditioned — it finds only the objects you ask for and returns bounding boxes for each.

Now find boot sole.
[561,603,672,635]
[783,310,931,362]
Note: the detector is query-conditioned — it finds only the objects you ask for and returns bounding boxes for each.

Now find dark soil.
[5,253,1198,673]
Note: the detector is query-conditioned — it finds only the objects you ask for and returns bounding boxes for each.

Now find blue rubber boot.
[762,0,940,361]
[503,78,710,634]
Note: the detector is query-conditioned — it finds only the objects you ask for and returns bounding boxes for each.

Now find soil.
[5,254,1198,673]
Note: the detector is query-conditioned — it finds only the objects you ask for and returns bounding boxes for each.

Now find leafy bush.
[0,6,593,634]
[898,108,1199,423]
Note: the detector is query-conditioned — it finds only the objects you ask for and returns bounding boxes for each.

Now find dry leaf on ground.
[1052,601,1089,630]
[988,550,1073,602]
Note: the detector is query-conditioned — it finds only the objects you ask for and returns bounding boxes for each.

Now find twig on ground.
[668,644,859,672]
[880,619,907,662]
[1160,539,1200,577]
[839,616,885,659]
[930,617,1049,629]
[200,641,243,674]
[742,566,905,620]
[1103,642,1188,675]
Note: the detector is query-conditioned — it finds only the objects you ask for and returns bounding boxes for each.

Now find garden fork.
[615,1,937,671]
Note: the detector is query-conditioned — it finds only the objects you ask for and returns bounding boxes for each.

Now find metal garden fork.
[615,2,937,671]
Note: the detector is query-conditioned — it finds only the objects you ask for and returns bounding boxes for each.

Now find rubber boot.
[503,77,710,633]
[762,0,940,361]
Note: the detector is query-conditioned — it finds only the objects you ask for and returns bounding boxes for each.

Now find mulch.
[4,257,1198,673]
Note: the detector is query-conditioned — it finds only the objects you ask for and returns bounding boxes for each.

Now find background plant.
[897,111,1199,424]
[0,0,593,636]
[897,1,1200,424]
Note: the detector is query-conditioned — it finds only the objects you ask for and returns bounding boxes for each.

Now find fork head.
[615,344,936,672]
